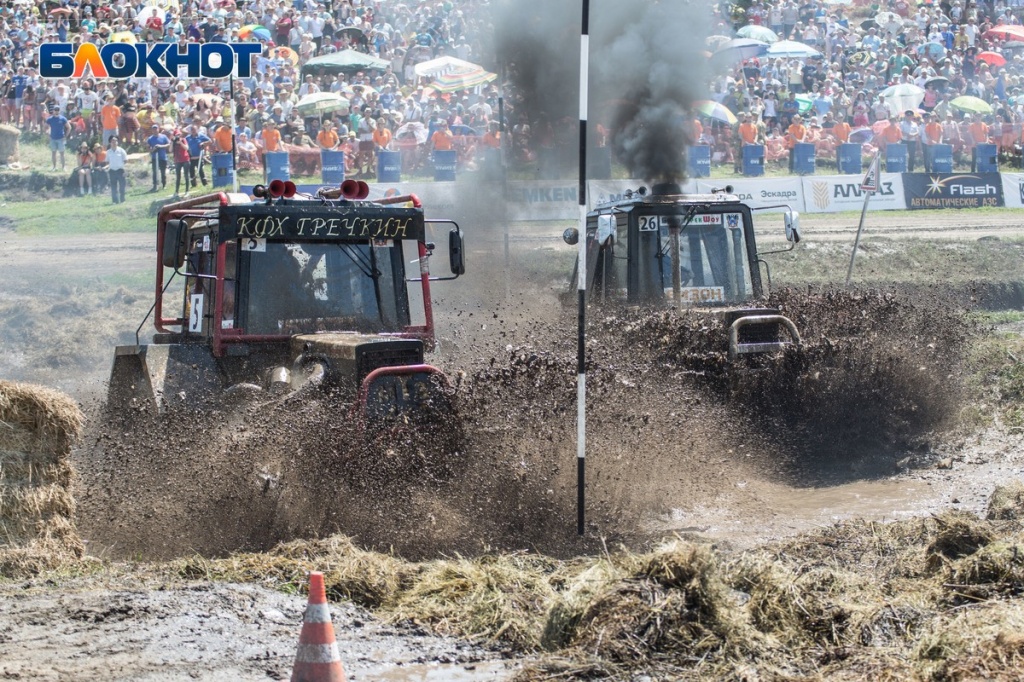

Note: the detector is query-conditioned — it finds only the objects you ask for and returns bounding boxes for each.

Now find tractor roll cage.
[154,193,438,358]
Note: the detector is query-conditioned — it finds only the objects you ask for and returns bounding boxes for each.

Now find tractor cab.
[565,182,802,359]
[110,187,465,415]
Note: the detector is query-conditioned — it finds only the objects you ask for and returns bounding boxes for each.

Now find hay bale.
[567,542,747,665]
[388,553,559,651]
[925,510,997,570]
[0,124,19,164]
[946,535,1024,602]
[914,600,1024,680]
[0,380,84,577]
[987,481,1024,520]
[540,558,636,650]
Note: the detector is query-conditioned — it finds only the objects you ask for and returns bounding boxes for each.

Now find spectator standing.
[185,124,211,187]
[172,130,191,197]
[46,106,70,172]
[923,112,944,171]
[107,136,128,205]
[147,123,170,192]
[100,94,121,146]
[75,142,94,196]
[317,120,339,149]
[900,110,922,171]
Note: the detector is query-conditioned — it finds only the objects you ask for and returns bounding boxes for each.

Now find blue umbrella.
[714,38,770,62]
[917,42,946,60]
[849,127,874,144]
[767,40,822,58]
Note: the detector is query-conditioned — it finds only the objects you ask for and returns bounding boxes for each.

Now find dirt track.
[2,209,1024,679]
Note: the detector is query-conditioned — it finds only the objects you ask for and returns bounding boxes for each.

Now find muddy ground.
[2,209,1024,679]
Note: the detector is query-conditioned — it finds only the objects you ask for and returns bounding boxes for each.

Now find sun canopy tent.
[301,49,391,75]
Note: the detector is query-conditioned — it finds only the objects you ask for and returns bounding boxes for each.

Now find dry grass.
[0,380,84,577]
[987,480,1024,520]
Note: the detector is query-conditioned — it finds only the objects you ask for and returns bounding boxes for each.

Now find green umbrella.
[950,95,993,115]
[295,92,350,116]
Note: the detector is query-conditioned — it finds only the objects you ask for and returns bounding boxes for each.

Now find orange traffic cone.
[291,571,347,682]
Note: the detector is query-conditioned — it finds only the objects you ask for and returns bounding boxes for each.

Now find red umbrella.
[983,25,1024,41]
[48,7,73,14]
[977,51,1007,66]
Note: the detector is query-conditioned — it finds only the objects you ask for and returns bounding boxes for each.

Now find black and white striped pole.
[576,0,590,537]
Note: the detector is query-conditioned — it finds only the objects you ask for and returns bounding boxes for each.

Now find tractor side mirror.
[562,227,579,245]
[784,210,801,243]
[449,228,465,275]
[162,219,187,269]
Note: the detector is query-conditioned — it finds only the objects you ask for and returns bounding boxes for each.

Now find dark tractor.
[565,181,802,359]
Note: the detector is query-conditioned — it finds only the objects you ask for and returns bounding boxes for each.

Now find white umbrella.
[413,56,486,78]
[295,92,350,116]
[766,40,822,58]
[714,38,770,62]
[879,83,925,114]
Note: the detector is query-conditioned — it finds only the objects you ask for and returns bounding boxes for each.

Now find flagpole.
[576,0,591,537]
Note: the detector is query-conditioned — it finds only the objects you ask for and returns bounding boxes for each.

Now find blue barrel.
[837,143,861,174]
[974,143,998,172]
[211,152,234,188]
[931,144,953,172]
[792,142,815,175]
[321,149,346,184]
[742,144,765,177]
[433,149,457,182]
[481,147,502,182]
[265,151,290,182]
[885,143,907,173]
[687,145,711,178]
[377,150,402,183]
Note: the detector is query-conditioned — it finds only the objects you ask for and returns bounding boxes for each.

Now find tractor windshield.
[660,211,754,305]
[242,240,409,335]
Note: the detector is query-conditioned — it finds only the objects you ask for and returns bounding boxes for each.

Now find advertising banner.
[801,173,907,213]
[588,179,698,210]
[1001,172,1024,208]
[694,177,804,212]
[902,173,1004,209]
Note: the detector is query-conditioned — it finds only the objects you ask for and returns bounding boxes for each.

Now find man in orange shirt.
[831,116,851,144]
[213,121,233,153]
[882,115,902,147]
[922,112,943,171]
[100,94,121,146]
[738,113,758,144]
[372,116,392,150]
[968,114,989,147]
[431,119,454,152]
[316,120,339,149]
[480,121,501,149]
[786,114,807,171]
[261,119,282,152]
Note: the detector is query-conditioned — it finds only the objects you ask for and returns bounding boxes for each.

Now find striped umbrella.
[429,66,497,93]
[694,100,738,125]
[238,24,271,41]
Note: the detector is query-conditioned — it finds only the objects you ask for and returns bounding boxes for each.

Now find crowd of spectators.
[0,0,500,200]
[2,0,1022,202]
[709,0,1024,172]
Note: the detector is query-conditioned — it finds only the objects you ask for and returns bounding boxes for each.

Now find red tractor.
[109,180,465,436]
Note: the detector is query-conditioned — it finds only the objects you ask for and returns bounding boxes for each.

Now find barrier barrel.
[321,149,345,184]
[930,143,953,173]
[211,152,234,188]
[481,147,502,182]
[974,143,998,173]
[433,149,457,182]
[742,144,765,177]
[377,150,401,184]
[265,151,290,183]
[792,142,815,175]
[885,143,907,173]
[687,145,711,178]
[837,143,861,174]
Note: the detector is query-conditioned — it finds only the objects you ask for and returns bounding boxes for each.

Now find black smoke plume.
[492,0,713,181]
